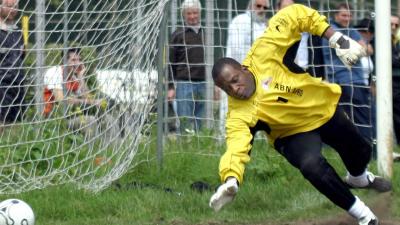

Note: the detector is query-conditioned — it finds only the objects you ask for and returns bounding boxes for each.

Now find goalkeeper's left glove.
[329,31,366,69]
[209,177,238,212]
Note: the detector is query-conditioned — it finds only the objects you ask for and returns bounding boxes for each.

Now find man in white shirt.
[43,48,106,136]
[225,0,269,63]
[220,0,269,134]
[43,48,104,116]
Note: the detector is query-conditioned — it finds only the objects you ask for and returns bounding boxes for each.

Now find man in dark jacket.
[168,0,205,134]
[0,0,26,125]
[391,15,400,160]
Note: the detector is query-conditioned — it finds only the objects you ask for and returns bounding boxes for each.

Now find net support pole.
[318,0,324,11]
[170,0,177,33]
[62,0,69,115]
[205,0,215,129]
[163,0,177,136]
[398,0,400,20]
[352,0,358,21]
[83,0,88,44]
[228,0,232,22]
[34,0,45,116]
[156,1,169,170]
[359,0,365,19]
[375,0,393,178]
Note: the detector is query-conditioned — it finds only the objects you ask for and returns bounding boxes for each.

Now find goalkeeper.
[209,4,390,225]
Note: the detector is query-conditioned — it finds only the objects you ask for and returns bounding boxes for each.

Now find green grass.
[3,138,400,225]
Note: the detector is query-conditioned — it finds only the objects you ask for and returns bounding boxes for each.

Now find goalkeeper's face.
[215,65,256,100]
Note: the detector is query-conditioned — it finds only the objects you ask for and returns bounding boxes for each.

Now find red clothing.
[43,78,80,117]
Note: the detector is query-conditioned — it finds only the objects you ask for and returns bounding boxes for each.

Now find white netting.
[0,0,167,193]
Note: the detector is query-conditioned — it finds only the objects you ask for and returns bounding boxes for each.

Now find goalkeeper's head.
[212,57,256,100]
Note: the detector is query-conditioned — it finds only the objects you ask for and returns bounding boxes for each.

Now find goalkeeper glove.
[329,32,366,69]
[209,177,238,212]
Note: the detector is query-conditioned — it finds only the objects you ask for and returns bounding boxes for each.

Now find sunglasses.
[256,4,268,10]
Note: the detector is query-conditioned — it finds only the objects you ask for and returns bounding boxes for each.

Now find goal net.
[0,0,168,193]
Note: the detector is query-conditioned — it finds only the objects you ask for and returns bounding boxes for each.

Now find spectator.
[43,48,106,136]
[220,0,269,134]
[391,15,400,160]
[355,18,374,85]
[208,5,391,225]
[355,18,376,153]
[0,0,26,128]
[169,0,205,134]
[322,3,372,143]
[276,0,325,78]
[226,0,269,63]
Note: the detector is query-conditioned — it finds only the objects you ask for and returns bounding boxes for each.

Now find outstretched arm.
[210,113,253,212]
[269,4,366,69]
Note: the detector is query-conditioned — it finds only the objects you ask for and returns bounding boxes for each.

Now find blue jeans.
[175,81,205,132]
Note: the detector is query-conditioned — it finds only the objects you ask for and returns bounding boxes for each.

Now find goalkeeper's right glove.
[209,177,238,212]
[329,31,366,69]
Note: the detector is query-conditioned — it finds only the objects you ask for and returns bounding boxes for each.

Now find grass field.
[4,138,400,225]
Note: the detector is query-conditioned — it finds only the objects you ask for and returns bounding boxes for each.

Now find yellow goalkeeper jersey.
[219,4,342,184]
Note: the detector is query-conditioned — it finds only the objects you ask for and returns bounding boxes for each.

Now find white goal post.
[375,0,393,178]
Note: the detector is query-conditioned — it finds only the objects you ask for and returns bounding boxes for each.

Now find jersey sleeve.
[270,4,329,37]
[219,109,254,184]
[266,4,329,43]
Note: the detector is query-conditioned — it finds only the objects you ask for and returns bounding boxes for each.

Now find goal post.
[375,0,393,178]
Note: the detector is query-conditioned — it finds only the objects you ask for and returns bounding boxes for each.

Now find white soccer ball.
[0,199,35,225]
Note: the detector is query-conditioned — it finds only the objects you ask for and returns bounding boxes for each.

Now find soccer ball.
[0,199,35,225]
